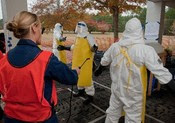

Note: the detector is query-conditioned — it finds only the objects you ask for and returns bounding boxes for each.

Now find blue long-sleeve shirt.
[7,39,78,104]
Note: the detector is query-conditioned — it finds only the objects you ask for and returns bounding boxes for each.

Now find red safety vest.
[0,51,57,122]
[0,51,3,59]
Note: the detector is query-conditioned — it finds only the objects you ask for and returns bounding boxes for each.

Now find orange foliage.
[86,20,112,33]
[96,21,112,33]
[70,0,147,13]
[31,0,90,31]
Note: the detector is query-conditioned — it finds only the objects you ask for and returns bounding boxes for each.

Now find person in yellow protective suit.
[94,18,172,123]
[53,23,67,63]
[57,21,98,105]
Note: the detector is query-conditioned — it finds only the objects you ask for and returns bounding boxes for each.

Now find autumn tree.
[86,19,112,33]
[172,21,175,35]
[65,0,146,41]
[165,8,175,35]
[31,0,90,31]
[86,19,97,33]
[31,0,58,30]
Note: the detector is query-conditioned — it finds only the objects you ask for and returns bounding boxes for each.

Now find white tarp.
[145,22,160,41]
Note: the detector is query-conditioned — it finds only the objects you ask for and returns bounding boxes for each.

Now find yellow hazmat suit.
[72,37,93,87]
[56,39,67,64]
[72,21,97,98]
[53,23,67,63]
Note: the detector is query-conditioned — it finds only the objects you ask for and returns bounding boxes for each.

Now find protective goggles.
[78,23,86,27]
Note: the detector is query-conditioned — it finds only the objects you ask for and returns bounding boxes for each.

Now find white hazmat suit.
[53,23,67,63]
[100,18,172,123]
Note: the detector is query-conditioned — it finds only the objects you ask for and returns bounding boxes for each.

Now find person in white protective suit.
[57,21,98,105]
[94,18,172,123]
[53,23,67,63]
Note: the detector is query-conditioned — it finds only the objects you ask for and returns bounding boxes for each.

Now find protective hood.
[118,18,145,47]
[75,21,89,37]
[53,23,63,38]
[53,23,63,53]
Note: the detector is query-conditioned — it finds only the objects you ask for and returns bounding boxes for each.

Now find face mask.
[75,23,86,34]
[54,23,63,33]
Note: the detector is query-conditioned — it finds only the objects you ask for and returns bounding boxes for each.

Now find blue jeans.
[4,113,59,123]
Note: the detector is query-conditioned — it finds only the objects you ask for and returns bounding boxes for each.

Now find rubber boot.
[83,95,93,105]
[73,89,85,97]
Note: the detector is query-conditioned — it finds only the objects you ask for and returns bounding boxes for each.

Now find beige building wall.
[1,0,27,52]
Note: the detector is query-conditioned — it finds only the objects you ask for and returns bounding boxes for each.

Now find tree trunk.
[112,7,119,42]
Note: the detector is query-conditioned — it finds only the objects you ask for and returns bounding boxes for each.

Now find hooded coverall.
[101,18,172,123]
[53,23,67,63]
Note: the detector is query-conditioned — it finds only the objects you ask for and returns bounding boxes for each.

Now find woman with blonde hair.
[0,11,79,123]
